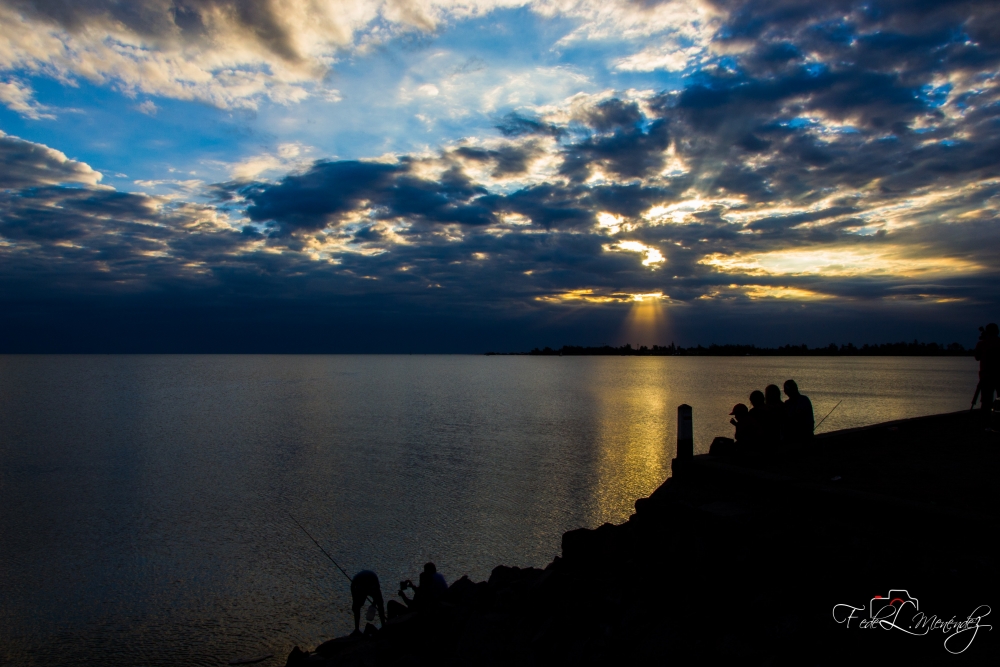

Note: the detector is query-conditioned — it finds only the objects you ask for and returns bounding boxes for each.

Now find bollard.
[676,404,693,460]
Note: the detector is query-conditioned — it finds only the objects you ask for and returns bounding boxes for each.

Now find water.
[0,355,976,665]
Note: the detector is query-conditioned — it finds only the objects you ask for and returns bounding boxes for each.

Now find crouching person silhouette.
[351,570,386,635]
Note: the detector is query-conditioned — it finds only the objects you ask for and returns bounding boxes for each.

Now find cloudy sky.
[1,0,998,352]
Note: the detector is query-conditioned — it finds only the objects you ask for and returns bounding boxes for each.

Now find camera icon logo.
[870,590,919,618]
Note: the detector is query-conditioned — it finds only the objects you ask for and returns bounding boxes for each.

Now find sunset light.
[2,1,996,664]
[0,0,995,348]
[700,247,982,278]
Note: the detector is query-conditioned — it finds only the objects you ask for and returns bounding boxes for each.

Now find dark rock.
[282,411,997,667]
[443,575,477,606]
[315,635,361,659]
[709,436,736,455]
[561,522,618,563]
[284,646,309,667]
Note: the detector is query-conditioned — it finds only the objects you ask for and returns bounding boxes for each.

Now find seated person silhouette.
[730,403,750,444]
[387,562,448,619]
[350,570,386,635]
[763,384,784,443]
[710,404,748,455]
[746,390,766,448]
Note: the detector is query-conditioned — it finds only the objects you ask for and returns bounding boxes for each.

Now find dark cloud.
[560,119,670,181]
[243,160,402,234]
[0,186,249,291]
[577,98,643,133]
[242,159,497,236]
[746,207,859,233]
[0,132,101,189]
[454,142,544,177]
[3,0,303,61]
[4,0,1000,350]
[495,112,565,138]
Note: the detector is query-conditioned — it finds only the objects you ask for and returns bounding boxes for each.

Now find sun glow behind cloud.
[606,241,665,267]
[536,290,666,304]
[700,247,982,278]
[697,285,831,301]
[2,0,1000,352]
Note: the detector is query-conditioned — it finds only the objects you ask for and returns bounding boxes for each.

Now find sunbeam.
[619,292,669,346]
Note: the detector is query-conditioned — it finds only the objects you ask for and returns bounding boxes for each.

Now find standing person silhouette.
[782,379,814,444]
[974,323,1000,431]
[350,570,386,634]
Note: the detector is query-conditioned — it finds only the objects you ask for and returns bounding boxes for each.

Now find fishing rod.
[288,513,379,619]
[815,400,843,429]
[288,512,353,583]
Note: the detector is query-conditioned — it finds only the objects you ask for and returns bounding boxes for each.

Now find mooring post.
[676,404,693,460]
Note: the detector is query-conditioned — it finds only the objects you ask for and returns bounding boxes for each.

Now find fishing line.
[815,400,842,429]
[288,513,377,611]
[288,512,353,583]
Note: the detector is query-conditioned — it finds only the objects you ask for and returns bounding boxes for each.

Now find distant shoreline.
[487,341,974,356]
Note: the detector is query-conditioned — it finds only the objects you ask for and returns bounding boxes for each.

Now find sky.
[1,0,999,352]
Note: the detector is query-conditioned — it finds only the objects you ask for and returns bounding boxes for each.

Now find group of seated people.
[711,379,815,455]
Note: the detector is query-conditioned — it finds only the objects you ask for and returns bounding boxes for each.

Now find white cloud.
[0,77,53,119]
[614,44,703,72]
[136,100,158,115]
[700,247,982,278]
[227,142,316,181]
[320,88,343,102]
[479,67,592,112]
[546,0,719,46]
[0,1,720,110]
[132,179,206,199]
[605,240,665,267]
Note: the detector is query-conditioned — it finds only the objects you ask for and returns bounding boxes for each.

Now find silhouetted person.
[762,384,784,443]
[710,403,749,456]
[782,379,814,444]
[974,323,1000,430]
[729,403,750,444]
[746,390,766,447]
[387,562,447,618]
[351,570,386,634]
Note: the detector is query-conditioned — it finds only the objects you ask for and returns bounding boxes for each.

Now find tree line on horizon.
[485,341,973,356]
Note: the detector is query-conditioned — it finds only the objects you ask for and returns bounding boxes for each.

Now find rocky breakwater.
[286,410,996,666]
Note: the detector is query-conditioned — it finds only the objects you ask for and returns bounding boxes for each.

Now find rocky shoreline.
[285,410,996,666]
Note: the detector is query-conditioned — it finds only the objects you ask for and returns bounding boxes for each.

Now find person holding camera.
[974,323,1000,431]
[387,562,448,619]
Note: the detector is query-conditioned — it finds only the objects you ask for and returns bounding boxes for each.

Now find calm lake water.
[0,355,976,665]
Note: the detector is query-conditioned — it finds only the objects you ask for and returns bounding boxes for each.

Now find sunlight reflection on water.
[0,355,975,664]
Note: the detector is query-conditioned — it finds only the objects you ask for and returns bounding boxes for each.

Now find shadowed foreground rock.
[286,411,996,666]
